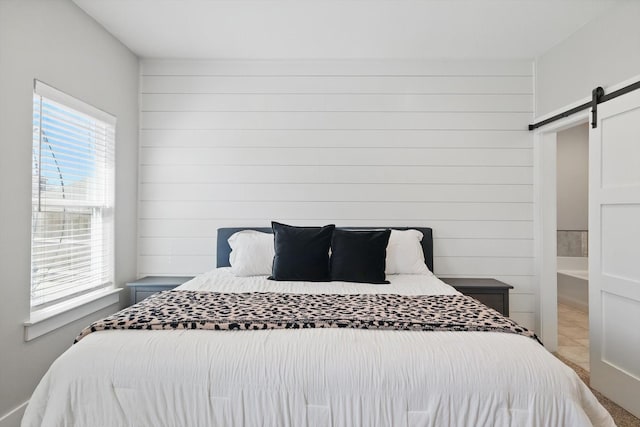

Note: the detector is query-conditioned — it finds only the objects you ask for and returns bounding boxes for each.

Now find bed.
[22,226,614,427]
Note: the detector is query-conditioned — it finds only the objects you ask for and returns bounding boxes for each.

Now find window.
[31,81,115,311]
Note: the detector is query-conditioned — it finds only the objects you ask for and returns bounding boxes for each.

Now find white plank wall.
[138,59,535,328]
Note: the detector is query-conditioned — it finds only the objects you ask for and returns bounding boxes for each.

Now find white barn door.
[589,88,640,418]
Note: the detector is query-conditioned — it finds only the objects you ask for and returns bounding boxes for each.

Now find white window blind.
[31,80,115,310]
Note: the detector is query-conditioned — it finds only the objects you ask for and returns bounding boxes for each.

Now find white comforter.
[23,270,614,427]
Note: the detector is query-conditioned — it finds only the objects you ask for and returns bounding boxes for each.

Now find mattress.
[22,269,614,427]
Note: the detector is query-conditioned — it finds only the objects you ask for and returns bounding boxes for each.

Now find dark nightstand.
[126,276,195,305]
[441,278,514,316]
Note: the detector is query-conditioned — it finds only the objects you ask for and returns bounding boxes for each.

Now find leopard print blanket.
[76,290,537,343]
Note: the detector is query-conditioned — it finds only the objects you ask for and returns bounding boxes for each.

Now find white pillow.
[228,230,275,276]
[385,229,432,275]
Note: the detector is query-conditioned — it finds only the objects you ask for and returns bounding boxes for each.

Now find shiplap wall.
[139,59,535,328]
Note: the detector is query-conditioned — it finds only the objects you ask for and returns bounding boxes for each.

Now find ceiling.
[73,0,625,60]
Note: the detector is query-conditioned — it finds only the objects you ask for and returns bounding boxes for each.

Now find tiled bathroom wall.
[557,230,588,257]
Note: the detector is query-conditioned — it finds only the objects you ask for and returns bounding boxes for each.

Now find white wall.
[556,124,589,230]
[139,59,535,328]
[0,1,138,424]
[536,2,640,116]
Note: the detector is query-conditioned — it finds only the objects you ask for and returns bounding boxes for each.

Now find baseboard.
[0,401,28,427]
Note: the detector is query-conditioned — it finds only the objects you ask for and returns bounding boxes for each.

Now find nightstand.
[126,276,195,305]
[441,278,514,316]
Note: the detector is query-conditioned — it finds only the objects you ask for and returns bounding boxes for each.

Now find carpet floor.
[555,355,640,427]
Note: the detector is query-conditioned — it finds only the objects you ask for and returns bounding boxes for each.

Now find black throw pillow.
[269,222,335,281]
[330,229,391,284]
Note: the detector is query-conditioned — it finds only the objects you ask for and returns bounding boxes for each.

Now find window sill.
[24,287,121,341]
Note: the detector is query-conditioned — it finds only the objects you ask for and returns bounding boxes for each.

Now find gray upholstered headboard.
[216,226,434,272]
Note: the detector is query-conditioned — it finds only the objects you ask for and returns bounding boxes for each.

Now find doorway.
[555,123,589,371]
[533,109,589,353]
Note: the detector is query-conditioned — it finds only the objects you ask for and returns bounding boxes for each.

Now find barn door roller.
[591,87,604,129]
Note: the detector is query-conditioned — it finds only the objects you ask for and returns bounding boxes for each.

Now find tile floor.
[557,303,590,371]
